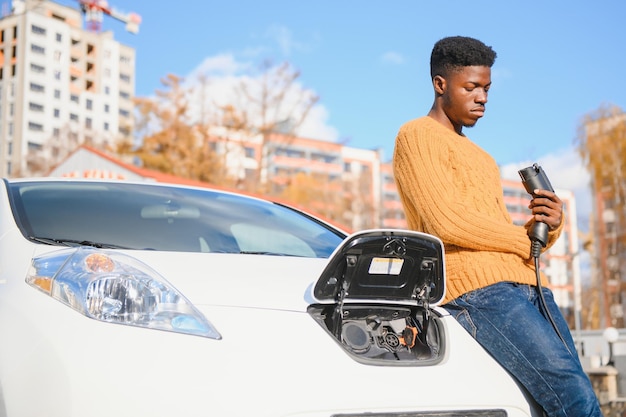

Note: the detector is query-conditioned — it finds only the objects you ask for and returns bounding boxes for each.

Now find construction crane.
[76,0,141,34]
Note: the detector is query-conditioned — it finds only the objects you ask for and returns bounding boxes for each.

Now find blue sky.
[58,0,626,226]
[72,0,626,162]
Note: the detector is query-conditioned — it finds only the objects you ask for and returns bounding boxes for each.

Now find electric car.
[0,177,541,416]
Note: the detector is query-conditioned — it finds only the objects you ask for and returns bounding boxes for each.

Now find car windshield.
[7,180,346,258]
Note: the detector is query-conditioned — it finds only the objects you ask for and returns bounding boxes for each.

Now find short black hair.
[430,36,497,78]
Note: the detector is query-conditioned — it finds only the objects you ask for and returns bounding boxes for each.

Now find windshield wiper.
[28,236,132,249]
[239,250,298,257]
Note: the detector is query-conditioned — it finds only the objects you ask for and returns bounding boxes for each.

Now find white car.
[0,178,541,416]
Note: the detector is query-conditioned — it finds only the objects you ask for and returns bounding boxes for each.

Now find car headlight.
[26,247,221,339]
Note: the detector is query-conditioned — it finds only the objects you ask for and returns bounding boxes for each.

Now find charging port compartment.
[308,230,446,366]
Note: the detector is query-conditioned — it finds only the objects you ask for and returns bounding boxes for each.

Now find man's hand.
[529,189,563,230]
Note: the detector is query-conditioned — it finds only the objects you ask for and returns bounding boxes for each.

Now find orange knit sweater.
[393,116,563,304]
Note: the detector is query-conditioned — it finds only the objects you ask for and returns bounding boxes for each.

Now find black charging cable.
[531,237,571,355]
[519,164,572,355]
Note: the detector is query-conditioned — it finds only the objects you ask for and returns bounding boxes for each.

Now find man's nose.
[476,90,488,103]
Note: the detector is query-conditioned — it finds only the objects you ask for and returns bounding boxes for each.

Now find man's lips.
[471,107,485,117]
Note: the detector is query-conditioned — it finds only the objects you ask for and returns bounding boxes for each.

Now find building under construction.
[0,0,139,176]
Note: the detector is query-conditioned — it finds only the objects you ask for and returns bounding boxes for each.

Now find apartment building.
[0,0,135,176]
[207,128,384,231]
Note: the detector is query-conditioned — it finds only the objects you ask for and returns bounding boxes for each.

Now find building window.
[53,108,60,118]
[29,82,44,93]
[31,25,46,35]
[54,70,61,80]
[85,117,92,129]
[119,109,129,117]
[70,113,78,121]
[28,122,43,131]
[119,73,131,83]
[104,104,109,113]
[28,141,43,151]
[56,32,62,42]
[86,99,93,110]
[31,44,45,54]
[54,89,61,99]
[70,94,79,103]
[104,122,109,131]
[119,91,130,100]
[29,102,44,112]
[30,63,45,73]
[104,86,110,95]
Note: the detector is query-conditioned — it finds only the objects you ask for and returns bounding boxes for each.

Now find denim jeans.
[443,282,602,417]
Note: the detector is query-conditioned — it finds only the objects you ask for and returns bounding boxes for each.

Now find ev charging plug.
[518,163,554,258]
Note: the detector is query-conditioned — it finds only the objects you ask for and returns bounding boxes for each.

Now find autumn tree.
[575,104,626,328]
[129,74,226,184]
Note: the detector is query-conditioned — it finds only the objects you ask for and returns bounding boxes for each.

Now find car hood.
[106,250,328,312]
[26,229,444,315]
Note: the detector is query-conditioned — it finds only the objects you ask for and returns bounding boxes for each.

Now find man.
[393,36,601,416]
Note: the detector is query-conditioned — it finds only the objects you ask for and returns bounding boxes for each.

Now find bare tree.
[227,61,320,194]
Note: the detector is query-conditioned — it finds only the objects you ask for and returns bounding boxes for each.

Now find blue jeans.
[443,282,602,417]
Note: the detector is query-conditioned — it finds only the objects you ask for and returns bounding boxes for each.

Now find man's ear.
[433,75,446,95]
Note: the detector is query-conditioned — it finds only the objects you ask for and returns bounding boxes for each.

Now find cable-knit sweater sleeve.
[393,117,533,260]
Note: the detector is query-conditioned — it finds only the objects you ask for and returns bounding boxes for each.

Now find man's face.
[440,65,492,130]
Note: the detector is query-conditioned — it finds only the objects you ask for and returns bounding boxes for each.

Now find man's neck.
[427,108,463,135]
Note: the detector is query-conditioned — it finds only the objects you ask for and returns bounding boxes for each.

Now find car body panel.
[0,178,541,416]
